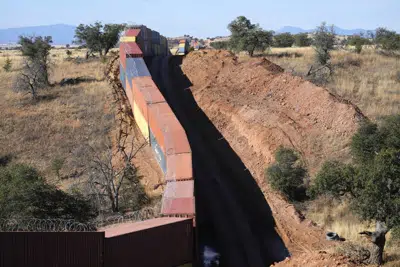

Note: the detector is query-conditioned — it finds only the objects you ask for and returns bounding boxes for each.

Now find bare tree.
[13,58,48,99]
[89,126,148,213]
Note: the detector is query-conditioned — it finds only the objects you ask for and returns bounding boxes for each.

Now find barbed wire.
[0,218,96,232]
[95,206,159,229]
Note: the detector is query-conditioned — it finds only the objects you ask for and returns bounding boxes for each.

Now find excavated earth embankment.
[181,50,365,260]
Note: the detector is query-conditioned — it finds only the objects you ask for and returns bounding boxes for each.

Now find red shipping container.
[125,29,141,37]
[161,197,195,216]
[163,180,194,198]
[120,42,143,69]
[133,77,165,104]
[166,153,193,181]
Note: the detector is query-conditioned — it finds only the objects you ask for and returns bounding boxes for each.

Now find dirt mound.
[181,50,364,259]
[272,251,359,267]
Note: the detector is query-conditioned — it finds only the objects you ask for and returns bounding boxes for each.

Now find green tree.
[228,16,274,56]
[310,115,400,265]
[0,164,95,222]
[273,33,295,47]
[313,22,336,66]
[375,27,400,51]
[18,36,52,85]
[3,57,12,72]
[294,33,312,47]
[347,35,370,53]
[266,147,307,201]
[210,41,230,49]
[74,22,125,56]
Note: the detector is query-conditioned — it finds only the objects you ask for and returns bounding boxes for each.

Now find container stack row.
[119,28,194,218]
[177,39,189,55]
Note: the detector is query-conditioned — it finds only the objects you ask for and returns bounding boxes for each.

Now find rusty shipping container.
[148,102,175,153]
[166,152,193,181]
[104,218,193,267]
[0,232,104,267]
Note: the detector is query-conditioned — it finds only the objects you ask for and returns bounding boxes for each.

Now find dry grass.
[305,196,400,266]
[0,48,115,189]
[262,47,400,120]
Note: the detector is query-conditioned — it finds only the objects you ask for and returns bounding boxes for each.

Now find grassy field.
[0,48,115,189]
[264,47,400,120]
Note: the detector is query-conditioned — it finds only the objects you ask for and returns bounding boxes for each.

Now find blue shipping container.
[125,58,151,88]
[150,130,167,173]
[120,64,126,91]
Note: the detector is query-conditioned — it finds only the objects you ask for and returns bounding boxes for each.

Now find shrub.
[273,33,295,47]
[0,164,96,222]
[313,22,336,66]
[294,33,312,47]
[2,58,12,72]
[51,157,64,179]
[266,147,307,201]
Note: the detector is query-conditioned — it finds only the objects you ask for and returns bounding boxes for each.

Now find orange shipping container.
[166,153,192,181]
[148,103,176,154]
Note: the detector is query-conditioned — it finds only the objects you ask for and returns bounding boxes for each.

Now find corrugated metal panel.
[163,180,194,198]
[104,218,193,267]
[119,44,126,69]
[150,129,167,173]
[121,42,143,56]
[133,100,150,140]
[133,76,165,104]
[125,77,134,107]
[148,102,175,153]
[120,66,126,91]
[0,232,104,267]
[131,77,149,121]
[120,36,136,42]
[161,197,196,215]
[126,58,151,88]
[165,119,191,154]
[125,29,141,37]
[166,153,193,181]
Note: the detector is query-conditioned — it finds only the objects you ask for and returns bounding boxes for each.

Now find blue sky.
[1,0,399,37]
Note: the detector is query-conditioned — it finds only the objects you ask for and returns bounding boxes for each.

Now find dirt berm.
[181,50,365,258]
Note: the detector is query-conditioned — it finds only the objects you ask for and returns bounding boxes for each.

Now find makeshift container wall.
[151,31,161,44]
[125,77,134,108]
[166,152,193,181]
[104,218,193,267]
[148,102,175,154]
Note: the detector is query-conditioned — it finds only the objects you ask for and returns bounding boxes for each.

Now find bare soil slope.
[181,50,364,256]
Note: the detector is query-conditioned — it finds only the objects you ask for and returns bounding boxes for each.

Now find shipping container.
[150,129,167,173]
[151,31,161,44]
[120,43,143,68]
[161,197,196,216]
[104,218,193,267]
[164,119,191,154]
[133,100,150,140]
[133,76,165,104]
[125,28,141,37]
[163,180,194,198]
[148,102,176,154]
[166,152,193,181]
[125,77,134,108]
[126,58,151,88]
[120,64,126,91]
[120,36,136,42]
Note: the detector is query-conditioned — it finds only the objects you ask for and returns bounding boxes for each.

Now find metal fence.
[0,231,104,267]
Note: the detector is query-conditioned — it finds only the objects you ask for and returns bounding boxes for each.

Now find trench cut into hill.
[181,50,364,254]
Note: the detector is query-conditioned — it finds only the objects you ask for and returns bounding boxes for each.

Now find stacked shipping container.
[119,28,194,217]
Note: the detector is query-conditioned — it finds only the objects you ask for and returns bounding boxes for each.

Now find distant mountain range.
[0,24,76,45]
[277,26,370,36]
